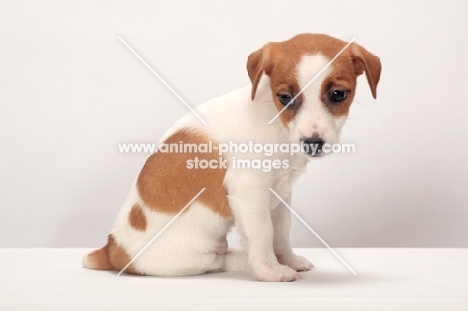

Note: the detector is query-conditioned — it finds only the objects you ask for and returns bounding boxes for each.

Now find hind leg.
[149,249,248,276]
[220,250,248,272]
[131,251,221,276]
[147,250,248,276]
[176,250,249,275]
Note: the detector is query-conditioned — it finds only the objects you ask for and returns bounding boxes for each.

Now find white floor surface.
[1,248,467,310]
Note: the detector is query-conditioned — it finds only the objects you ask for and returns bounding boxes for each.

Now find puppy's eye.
[277,94,294,106]
[330,90,347,102]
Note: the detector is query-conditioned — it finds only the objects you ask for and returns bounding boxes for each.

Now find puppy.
[83,33,381,281]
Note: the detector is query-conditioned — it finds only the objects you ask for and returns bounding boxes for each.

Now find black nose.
[303,139,325,156]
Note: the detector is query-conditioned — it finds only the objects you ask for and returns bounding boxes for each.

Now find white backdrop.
[1,0,467,248]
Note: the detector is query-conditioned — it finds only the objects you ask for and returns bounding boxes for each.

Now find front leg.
[271,193,314,272]
[229,188,299,282]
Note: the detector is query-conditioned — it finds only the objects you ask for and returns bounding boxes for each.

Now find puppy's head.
[247,34,381,156]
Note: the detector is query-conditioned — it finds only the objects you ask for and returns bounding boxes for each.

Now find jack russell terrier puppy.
[83,33,381,281]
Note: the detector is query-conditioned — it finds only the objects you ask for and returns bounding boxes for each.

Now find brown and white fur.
[83,34,381,282]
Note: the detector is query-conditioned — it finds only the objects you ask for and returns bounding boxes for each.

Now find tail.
[82,235,141,274]
[82,237,113,270]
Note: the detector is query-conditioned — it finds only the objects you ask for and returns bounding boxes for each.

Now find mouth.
[301,140,325,157]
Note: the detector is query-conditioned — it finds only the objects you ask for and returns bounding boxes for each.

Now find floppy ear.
[247,44,271,101]
[350,43,381,99]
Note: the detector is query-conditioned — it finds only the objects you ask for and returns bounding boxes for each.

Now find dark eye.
[330,90,347,102]
[278,94,294,106]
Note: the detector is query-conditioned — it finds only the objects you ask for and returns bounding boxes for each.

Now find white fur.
[90,51,353,281]
[290,54,344,145]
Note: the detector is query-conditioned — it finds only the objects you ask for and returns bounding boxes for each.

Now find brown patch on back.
[137,129,232,218]
[247,33,381,121]
[84,235,142,275]
[128,203,147,231]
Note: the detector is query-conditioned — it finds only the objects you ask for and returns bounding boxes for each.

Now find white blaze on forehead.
[290,54,339,144]
[296,53,331,91]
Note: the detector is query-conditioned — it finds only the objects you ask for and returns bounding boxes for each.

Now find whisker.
[269,121,282,126]
[352,100,365,106]
[276,125,285,141]
[344,122,352,132]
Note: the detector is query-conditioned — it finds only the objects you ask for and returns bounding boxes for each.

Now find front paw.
[277,253,314,272]
[253,263,300,282]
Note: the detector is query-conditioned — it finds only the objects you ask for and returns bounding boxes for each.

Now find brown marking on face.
[136,129,232,218]
[128,203,147,231]
[321,57,358,117]
[247,34,381,122]
[247,41,305,128]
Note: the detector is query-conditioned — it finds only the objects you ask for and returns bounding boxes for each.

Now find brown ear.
[350,43,381,99]
[247,44,271,101]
